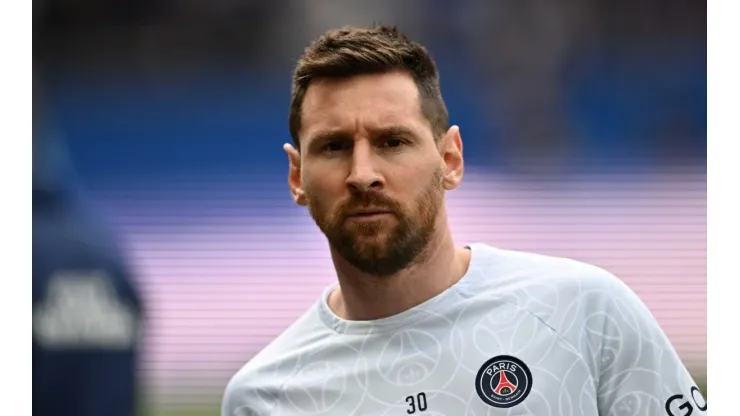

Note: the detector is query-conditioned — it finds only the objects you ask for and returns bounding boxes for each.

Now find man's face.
[291,72,450,276]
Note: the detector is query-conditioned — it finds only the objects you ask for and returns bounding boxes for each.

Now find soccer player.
[33,130,144,416]
[222,26,705,416]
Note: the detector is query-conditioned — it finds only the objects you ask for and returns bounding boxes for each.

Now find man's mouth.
[346,208,393,219]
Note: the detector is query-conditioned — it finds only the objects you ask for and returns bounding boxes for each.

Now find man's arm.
[222,378,277,416]
[596,277,706,416]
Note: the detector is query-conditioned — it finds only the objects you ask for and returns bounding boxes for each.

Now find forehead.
[300,71,429,141]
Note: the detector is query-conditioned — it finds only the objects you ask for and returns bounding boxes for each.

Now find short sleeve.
[222,374,278,416]
[596,277,706,415]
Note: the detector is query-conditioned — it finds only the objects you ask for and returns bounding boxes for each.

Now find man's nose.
[345,141,383,192]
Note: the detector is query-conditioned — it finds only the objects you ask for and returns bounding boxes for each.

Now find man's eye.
[324,141,349,152]
[382,138,403,148]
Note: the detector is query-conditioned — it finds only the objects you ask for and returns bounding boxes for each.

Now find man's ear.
[284,143,308,206]
[439,125,464,190]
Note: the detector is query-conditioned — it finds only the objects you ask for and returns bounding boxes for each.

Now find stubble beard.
[308,168,444,277]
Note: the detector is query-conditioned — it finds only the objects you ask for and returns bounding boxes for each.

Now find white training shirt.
[222,244,705,416]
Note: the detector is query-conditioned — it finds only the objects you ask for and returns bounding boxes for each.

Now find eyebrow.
[308,125,417,144]
[372,125,417,139]
[308,130,353,145]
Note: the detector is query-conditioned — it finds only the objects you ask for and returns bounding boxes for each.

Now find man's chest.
[269,306,599,416]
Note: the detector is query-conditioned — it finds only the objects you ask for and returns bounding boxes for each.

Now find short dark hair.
[288,25,449,148]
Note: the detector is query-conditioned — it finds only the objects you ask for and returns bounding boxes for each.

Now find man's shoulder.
[223,301,329,399]
[471,244,642,348]
[471,244,623,300]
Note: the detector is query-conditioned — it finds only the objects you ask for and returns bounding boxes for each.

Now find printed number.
[406,392,428,414]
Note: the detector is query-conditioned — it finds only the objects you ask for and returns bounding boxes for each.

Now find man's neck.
[327,224,471,321]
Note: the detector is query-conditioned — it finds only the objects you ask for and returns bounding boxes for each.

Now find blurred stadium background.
[35,0,706,415]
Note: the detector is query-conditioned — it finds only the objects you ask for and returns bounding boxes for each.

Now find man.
[33,129,144,416]
[222,25,705,416]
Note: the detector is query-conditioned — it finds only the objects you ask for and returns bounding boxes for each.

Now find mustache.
[337,191,402,218]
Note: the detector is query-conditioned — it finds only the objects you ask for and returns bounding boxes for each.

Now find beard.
[307,167,444,277]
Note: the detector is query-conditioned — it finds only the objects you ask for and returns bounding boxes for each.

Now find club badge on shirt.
[475,355,533,408]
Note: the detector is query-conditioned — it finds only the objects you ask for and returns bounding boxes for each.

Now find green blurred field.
[150,411,219,416]
[151,411,217,416]
[146,376,706,416]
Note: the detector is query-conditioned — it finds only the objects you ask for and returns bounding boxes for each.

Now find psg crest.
[475,355,533,408]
